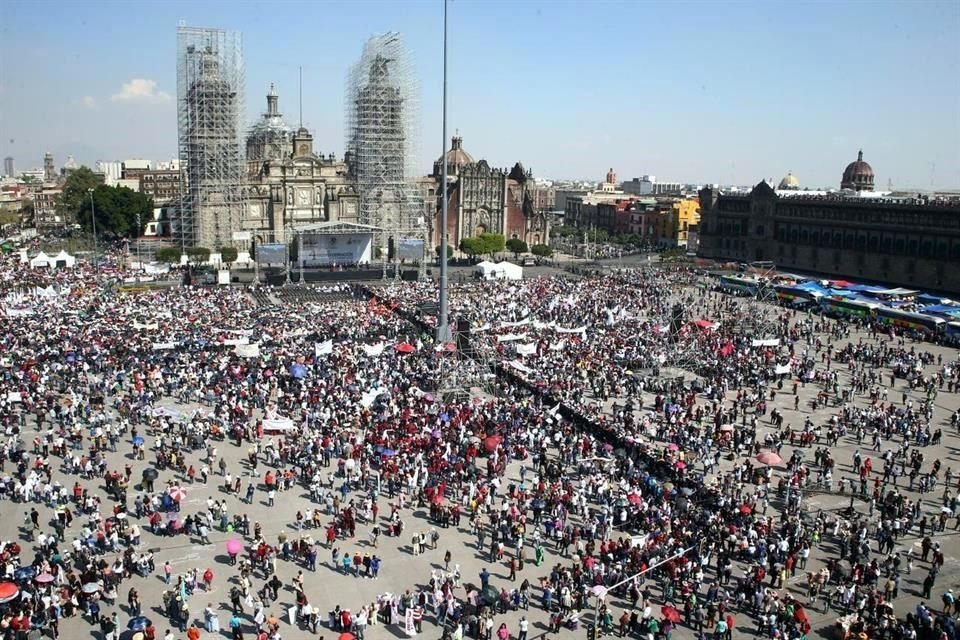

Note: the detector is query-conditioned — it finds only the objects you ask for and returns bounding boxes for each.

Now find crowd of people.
[0,247,958,640]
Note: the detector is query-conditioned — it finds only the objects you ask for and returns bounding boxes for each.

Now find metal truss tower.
[176,25,246,250]
[346,33,424,273]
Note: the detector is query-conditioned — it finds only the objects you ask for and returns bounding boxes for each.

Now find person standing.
[517,617,528,640]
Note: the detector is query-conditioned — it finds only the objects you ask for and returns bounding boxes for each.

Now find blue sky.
[1,0,958,189]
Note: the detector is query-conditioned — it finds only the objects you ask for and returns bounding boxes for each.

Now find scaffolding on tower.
[176,25,246,251]
[345,33,425,277]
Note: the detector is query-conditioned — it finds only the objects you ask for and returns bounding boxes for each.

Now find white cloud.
[72,96,97,109]
[110,78,171,104]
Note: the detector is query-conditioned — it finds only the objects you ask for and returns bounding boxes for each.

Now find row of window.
[772,226,960,259]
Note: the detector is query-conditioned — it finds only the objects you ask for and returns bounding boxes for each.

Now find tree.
[435,245,453,259]
[155,247,183,263]
[59,166,102,225]
[477,233,505,257]
[220,247,238,264]
[186,247,211,264]
[459,237,483,257]
[78,184,152,238]
[505,238,528,257]
[531,244,553,258]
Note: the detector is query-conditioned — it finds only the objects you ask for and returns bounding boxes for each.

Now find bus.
[819,296,877,319]
[719,275,760,297]
[874,307,946,335]
[946,322,960,345]
[774,285,820,307]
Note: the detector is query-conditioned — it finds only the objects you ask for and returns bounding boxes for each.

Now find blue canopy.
[289,363,308,379]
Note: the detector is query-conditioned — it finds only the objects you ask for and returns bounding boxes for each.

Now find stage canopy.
[292,221,381,267]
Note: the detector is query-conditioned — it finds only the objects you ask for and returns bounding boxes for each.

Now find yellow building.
[671,198,700,247]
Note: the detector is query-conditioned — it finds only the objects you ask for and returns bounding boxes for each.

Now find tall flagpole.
[437,0,452,344]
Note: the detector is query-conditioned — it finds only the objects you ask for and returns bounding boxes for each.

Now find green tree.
[220,246,238,264]
[555,224,579,238]
[155,247,183,263]
[435,245,453,259]
[531,244,553,258]
[59,166,102,225]
[186,246,211,263]
[459,237,483,257]
[505,238,528,257]
[478,232,505,257]
[78,184,152,238]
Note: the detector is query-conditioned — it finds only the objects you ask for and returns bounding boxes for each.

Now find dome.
[246,85,294,164]
[778,172,800,190]
[841,150,875,191]
[433,135,473,176]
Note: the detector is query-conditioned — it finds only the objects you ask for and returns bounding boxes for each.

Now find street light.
[136,212,142,271]
[436,0,452,344]
[87,188,98,273]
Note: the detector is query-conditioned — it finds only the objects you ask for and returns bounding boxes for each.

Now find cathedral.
[243,85,359,242]
[431,136,550,250]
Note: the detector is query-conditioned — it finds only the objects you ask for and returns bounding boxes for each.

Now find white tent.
[52,250,76,268]
[29,252,53,269]
[494,261,523,280]
[475,261,498,280]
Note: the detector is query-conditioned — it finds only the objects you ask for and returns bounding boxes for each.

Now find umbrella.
[226,539,244,555]
[290,363,307,379]
[680,487,695,496]
[381,449,397,457]
[480,585,498,607]
[132,436,145,446]
[756,451,783,466]
[719,424,734,432]
[0,583,18,604]
[661,606,681,623]
[13,567,35,582]
[142,468,159,481]
[666,443,679,452]
[128,617,152,631]
[739,504,752,515]
[627,493,642,506]
[395,342,416,354]
[674,461,686,470]
[338,634,356,640]
[590,585,607,597]
[483,435,503,454]
[34,573,55,584]
[81,582,101,594]
[168,486,187,501]
[661,482,674,492]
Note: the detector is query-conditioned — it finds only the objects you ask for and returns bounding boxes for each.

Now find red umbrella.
[395,343,416,354]
[674,460,686,470]
[627,493,642,506]
[756,451,783,466]
[168,486,187,501]
[0,582,19,604]
[661,606,681,623]
[339,633,356,640]
[483,435,503,453]
[739,504,752,515]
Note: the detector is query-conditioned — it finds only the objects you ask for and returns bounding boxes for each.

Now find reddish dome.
[841,150,875,191]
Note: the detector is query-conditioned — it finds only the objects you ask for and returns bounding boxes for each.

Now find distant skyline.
[1,0,958,190]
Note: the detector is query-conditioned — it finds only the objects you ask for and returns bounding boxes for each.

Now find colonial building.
[698,172,960,293]
[243,85,359,242]
[430,136,550,250]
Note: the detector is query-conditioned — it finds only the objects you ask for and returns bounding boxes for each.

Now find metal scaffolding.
[176,25,246,250]
[345,33,424,275]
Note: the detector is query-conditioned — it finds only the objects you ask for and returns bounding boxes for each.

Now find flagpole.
[436,0,452,344]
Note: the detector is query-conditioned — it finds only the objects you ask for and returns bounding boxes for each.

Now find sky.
[1,0,958,190]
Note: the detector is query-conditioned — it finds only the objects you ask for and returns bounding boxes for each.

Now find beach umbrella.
[132,436,145,446]
[0,583,18,604]
[13,567,35,582]
[128,617,152,631]
[226,539,244,555]
[168,486,187,501]
[661,606,681,623]
[756,451,783,466]
[142,468,159,481]
[81,582,100,594]
[34,573,54,584]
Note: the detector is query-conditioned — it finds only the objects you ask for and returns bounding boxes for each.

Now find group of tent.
[29,251,76,269]
[474,260,523,281]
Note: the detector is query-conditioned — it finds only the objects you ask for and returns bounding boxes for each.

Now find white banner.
[515,343,537,356]
[752,339,780,347]
[549,340,566,351]
[262,418,295,432]
[224,337,250,346]
[152,342,176,351]
[216,328,253,336]
[360,389,380,408]
[556,326,587,336]
[235,343,260,358]
[133,321,158,330]
[497,333,528,343]
[500,318,531,328]
[774,364,791,375]
[315,340,333,357]
[7,392,22,403]
[3,307,34,317]
[362,342,385,357]
[507,360,534,375]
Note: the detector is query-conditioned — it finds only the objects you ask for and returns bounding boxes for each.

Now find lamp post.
[87,188,98,274]
[436,0,452,344]
[136,212,142,271]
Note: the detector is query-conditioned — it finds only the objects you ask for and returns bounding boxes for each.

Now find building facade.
[430,137,549,250]
[3,157,14,178]
[622,175,682,196]
[698,180,960,293]
[33,186,63,228]
[139,170,180,204]
[244,86,359,243]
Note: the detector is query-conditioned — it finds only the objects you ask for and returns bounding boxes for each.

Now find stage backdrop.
[256,243,287,265]
[301,232,373,266]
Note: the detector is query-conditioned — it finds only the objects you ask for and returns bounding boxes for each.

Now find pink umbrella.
[395,342,416,354]
[34,573,55,584]
[674,460,686,470]
[226,539,244,555]
[168,486,187,501]
[667,443,679,452]
[756,451,783,466]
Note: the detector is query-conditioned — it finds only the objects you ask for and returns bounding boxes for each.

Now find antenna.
[299,65,303,128]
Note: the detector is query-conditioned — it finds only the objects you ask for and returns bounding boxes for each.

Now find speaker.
[456,318,471,352]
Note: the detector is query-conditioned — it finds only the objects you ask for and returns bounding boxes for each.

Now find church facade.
[430,136,550,250]
[243,86,359,243]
